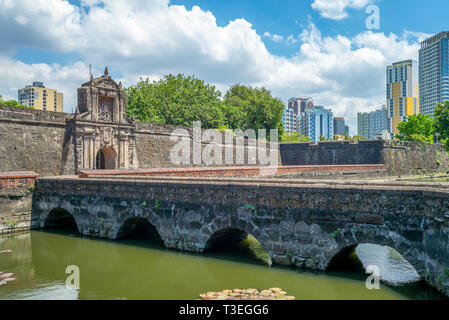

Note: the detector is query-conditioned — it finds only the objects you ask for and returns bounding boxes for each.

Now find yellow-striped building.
[18,82,63,112]
[386,60,419,138]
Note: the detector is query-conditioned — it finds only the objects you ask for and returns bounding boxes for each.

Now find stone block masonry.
[0,105,279,176]
[0,171,39,235]
[33,176,449,296]
[1,104,448,177]
[280,140,449,175]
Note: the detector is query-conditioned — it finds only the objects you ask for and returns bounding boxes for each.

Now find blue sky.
[0,0,448,133]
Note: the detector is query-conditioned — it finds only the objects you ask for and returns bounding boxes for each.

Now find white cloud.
[0,57,94,112]
[0,0,81,53]
[286,35,299,45]
[264,32,284,43]
[0,0,423,135]
[311,0,374,20]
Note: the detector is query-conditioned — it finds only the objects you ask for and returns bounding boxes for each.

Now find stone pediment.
[81,67,122,91]
[76,67,131,124]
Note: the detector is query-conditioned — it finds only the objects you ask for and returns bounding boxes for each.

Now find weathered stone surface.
[0,172,38,234]
[32,177,449,296]
[280,140,449,175]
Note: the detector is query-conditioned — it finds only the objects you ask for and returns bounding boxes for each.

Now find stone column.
[120,139,125,168]
[113,97,119,123]
[124,138,129,168]
[119,95,124,122]
[90,136,95,169]
[83,137,89,169]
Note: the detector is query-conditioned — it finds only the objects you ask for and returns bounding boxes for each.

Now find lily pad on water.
[199,288,295,300]
[0,272,16,286]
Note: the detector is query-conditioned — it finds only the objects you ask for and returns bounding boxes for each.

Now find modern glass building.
[283,97,314,134]
[282,108,300,133]
[287,98,313,114]
[419,31,449,116]
[357,106,387,139]
[386,60,419,137]
[333,117,346,136]
[300,106,333,143]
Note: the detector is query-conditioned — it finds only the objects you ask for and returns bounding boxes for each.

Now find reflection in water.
[0,231,445,300]
[356,244,421,286]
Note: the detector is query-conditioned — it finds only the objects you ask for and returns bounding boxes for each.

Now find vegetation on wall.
[280,132,312,143]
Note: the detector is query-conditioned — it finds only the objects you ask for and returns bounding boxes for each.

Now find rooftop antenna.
[89,64,92,80]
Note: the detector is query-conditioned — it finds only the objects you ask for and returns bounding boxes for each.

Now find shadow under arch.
[96,147,117,169]
[43,208,80,234]
[116,217,165,248]
[204,228,271,266]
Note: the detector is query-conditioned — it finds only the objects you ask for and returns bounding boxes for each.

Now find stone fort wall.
[0,105,279,176]
[280,140,449,175]
[1,105,449,177]
[0,105,75,176]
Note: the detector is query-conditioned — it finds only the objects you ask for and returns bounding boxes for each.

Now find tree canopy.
[125,74,225,129]
[0,94,32,109]
[222,84,285,136]
[396,114,435,143]
[125,75,285,138]
[434,101,449,147]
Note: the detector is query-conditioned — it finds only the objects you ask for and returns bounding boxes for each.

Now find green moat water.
[0,230,444,300]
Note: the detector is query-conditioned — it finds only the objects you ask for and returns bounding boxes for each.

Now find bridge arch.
[116,217,164,245]
[204,228,248,250]
[326,230,424,279]
[203,226,272,263]
[43,208,81,234]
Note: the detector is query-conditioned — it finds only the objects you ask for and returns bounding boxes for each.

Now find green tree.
[396,114,435,143]
[223,84,284,138]
[280,132,312,143]
[0,94,32,108]
[434,101,449,149]
[125,74,225,129]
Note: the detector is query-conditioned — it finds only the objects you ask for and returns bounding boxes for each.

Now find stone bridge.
[31,176,449,295]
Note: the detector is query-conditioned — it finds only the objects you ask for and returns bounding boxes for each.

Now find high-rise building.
[287,98,313,114]
[333,117,346,136]
[345,125,350,136]
[357,106,387,139]
[282,108,300,133]
[386,60,419,137]
[18,82,63,112]
[283,97,314,134]
[419,31,449,116]
[300,106,333,143]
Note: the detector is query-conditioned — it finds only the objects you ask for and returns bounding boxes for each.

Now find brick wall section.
[0,171,39,235]
[0,171,39,189]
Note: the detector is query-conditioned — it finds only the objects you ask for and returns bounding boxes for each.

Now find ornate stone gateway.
[73,67,139,171]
